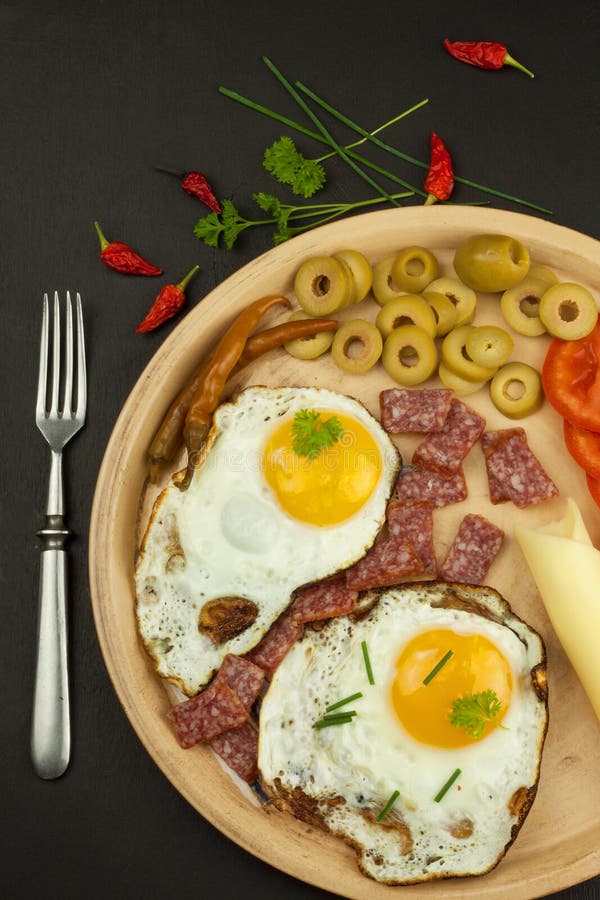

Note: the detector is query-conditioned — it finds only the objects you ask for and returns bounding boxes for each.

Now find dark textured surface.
[3,2,600,898]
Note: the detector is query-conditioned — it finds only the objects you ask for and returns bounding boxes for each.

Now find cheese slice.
[515,498,600,721]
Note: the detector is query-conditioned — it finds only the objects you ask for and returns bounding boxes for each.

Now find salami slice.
[386,500,437,576]
[291,577,358,623]
[411,399,485,478]
[167,681,248,748]
[215,654,265,710]
[210,722,259,783]
[482,428,559,508]
[346,534,425,591]
[439,514,504,585]
[394,465,468,507]
[379,388,453,433]
[245,607,303,675]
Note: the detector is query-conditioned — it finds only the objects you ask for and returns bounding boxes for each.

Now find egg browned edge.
[257,581,549,887]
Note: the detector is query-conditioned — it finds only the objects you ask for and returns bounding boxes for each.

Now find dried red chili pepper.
[443,40,534,79]
[136,265,200,334]
[424,133,454,205]
[156,167,222,213]
[93,221,163,276]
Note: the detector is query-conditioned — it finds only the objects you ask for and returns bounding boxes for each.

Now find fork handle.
[31,530,70,779]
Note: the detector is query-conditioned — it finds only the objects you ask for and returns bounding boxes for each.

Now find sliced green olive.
[372,255,405,305]
[381,325,438,386]
[390,246,439,293]
[426,276,477,326]
[454,233,530,293]
[331,319,383,373]
[438,361,487,396]
[528,264,559,288]
[500,276,548,336]
[294,255,352,315]
[422,290,458,337]
[283,310,335,360]
[465,325,514,369]
[539,282,599,340]
[334,249,373,304]
[441,325,497,382]
[375,294,437,339]
[489,362,543,418]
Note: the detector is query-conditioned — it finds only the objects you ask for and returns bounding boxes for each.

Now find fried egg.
[258,582,548,884]
[135,386,399,695]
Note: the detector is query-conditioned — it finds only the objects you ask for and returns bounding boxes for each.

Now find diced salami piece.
[411,399,485,478]
[482,428,559,509]
[386,500,437,576]
[291,576,359,623]
[346,535,425,591]
[439,514,504,585]
[214,654,265,710]
[245,608,303,676]
[211,721,259,783]
[167,681,248,749]
[379,388,453,433]
[394,465,468,508]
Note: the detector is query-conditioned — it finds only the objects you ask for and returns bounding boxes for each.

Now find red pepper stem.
[424,193,438,206]
[93,220,110,251]
[176,265,200,292]
[503,52,535,79]
[155,166,185,179]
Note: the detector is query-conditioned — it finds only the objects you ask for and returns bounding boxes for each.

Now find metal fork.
[32,291,86,779]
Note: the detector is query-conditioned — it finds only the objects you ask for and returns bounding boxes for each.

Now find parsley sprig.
[263,137,326,199]
[291,409,344,460]
[448,689,507,740]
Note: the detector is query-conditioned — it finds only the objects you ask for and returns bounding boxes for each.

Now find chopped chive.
[314,712,355,729]
[377,789,400,822]
[422,649,454,686]
[326,691,364,712]
[434,768,462,803]
[361,640,375,685]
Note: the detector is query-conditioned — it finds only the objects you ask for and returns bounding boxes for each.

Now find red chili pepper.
[136,265,200,334]
[443,39,534,79]
[424,133,454,205]
[156,168,222,213]
[94,221,163,276]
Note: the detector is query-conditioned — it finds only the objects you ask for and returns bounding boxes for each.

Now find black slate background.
[2,1,600,898]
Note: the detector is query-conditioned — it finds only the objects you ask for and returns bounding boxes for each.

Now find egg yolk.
[391,628,512,748]
[263,410,382,526]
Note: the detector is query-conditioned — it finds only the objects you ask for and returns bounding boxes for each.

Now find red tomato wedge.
[586,473,600,508]
[542,315,600,432]
[564,420,600,479]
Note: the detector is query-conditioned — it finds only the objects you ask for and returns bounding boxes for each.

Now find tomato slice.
[586,473,600,508]
[564,419,600,479]
[542,315,600,432]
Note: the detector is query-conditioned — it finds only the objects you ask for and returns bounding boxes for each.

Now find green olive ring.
[283,310,336,360]
[422,290,458,337]
[539,282,599,340]
[372,255,406,305]
[390,245,439,293]
[500,276,548,337]
[331,319,383,374]
[381,325,438,386]
[334,249,373,304]
[294,255,352,315]
[489,362,543,418]
[454,233,530,293]
[426,276,477,327]
[528,264,559,288]
[375,294,437,339]
[465,325,514,369]
[438,361,487,396]
[441,325,498,382]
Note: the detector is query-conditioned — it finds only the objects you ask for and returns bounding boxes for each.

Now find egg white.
[258,583,548,884]
[135,386,399,695]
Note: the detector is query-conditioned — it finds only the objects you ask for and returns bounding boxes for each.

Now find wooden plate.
[89,206,600,899]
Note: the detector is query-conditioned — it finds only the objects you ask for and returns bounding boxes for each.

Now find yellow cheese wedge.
[515,498,600,721]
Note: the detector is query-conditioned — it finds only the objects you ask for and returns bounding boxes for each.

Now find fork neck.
[46,448,65,519]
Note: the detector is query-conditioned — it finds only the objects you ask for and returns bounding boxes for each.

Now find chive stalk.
[377,790,400,822]
[361,640,375,685]
[422,650,454,686]
[434,768,462,803]
[326,692,364,712]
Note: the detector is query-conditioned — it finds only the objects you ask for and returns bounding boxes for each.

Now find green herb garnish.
[449,689,506,739]
[314,711,356,729]
[376,790,400,822]
[326,691,363,712]
[263,136,326,198]
[291,409,344,460]
[422,649,454,686]
[434,768,462,803]
[361,640,375,685]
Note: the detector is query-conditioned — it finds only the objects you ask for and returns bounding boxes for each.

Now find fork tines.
[36,292,86,424]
